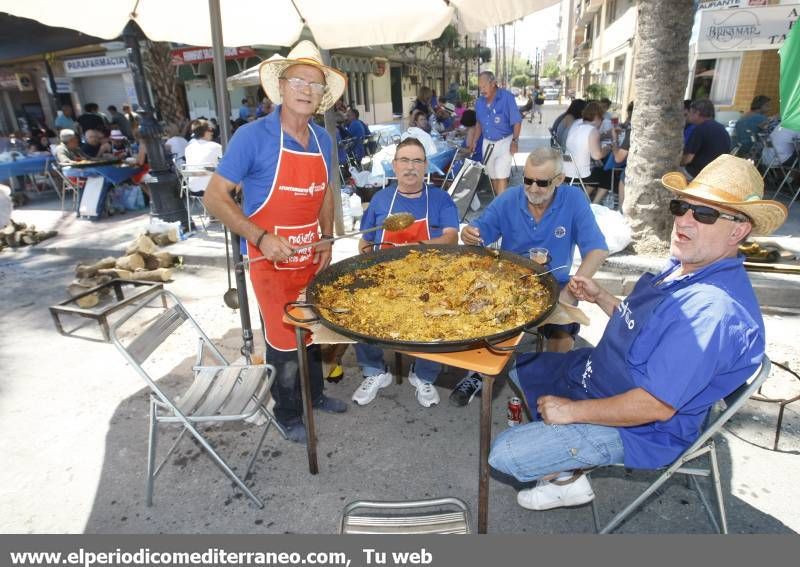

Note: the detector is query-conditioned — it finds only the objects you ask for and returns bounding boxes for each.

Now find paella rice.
[314,249,551,342]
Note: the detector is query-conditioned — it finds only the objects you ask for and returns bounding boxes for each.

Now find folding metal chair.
[49,161,81,212]
[561,151,591,199]
[772,139,800,208]
[340,497,471,534]
[177,165,214,233]
[757,133,789,186]
[110,289,281,508]
[589,357,771,534]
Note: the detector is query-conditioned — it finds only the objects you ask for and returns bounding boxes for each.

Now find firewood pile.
[0,220,57,252]
[68,231,183,308]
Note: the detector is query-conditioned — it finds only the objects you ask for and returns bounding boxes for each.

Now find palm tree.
[624,0,694,251]
[142,41,188,128]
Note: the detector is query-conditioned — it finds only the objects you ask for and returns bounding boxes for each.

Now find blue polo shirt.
[216,105,333,253]
[361,184,459,244]
[475,88,522,141]
[470,184,607,284]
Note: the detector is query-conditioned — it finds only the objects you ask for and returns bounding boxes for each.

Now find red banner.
[170,46,256,66]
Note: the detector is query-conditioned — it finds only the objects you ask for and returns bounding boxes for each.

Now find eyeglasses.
[523,175,559,188]
[395,157,426,166]
[669,199,750,225]
[280,77,327,95]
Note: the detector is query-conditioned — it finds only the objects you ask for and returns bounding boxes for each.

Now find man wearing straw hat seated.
[489,155,787,511]
[204,41,349,444]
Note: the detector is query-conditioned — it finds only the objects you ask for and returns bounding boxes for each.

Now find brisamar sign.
[697,4,800,52]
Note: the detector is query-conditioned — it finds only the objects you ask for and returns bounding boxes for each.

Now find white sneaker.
[352,371,393,405]
[517,474,595,511]
[408,370,440,407]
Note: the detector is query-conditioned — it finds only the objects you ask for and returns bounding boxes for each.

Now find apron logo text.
[617,299,636,330]
[278,182,327,196]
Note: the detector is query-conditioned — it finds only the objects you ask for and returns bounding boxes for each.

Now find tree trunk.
[624,0,694,253]
[142,41,188,128]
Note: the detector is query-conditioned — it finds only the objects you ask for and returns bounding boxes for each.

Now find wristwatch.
[511,138,519,143]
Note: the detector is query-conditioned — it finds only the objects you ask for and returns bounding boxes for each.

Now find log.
[125,234,157,256]
[97,268,133,280]
[75,256,117,278]
[131,268,172,282]
[145,251,175,269]
[35,230,57,242]
[67,284,99,308]
[149,229,179,247]
[115,253,145,271]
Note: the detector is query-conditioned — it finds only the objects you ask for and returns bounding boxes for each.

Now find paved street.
[1,101,799,534]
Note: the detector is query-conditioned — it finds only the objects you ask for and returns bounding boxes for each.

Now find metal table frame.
[285,308,519,533]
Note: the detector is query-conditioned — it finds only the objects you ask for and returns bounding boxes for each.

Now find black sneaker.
[449,373,483,407]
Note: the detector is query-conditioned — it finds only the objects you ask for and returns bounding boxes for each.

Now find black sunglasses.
[523,175,559,188]
[669,199,750,225]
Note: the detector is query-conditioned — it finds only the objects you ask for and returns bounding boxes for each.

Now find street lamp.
[122,21,188,229]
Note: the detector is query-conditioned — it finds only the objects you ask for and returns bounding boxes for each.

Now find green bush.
[511,75,530,88]
[585,83,615,101]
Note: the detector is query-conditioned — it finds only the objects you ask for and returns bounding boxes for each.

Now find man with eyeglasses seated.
[350,137,459,409]
[204,41,349,444]
[449,147,609,407]
[489,155,786,512]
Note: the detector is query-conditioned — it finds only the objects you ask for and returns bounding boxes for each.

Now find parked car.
[543,87,559,100]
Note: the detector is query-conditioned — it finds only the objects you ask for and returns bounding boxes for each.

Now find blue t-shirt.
[684,119,731,177]
[475,88,522,141]
[361,184,459,244]
[558,256,764,468]
[733,113,766,153]
[216,105,333,253]
[470,184,608,284]
[346,119,368,161]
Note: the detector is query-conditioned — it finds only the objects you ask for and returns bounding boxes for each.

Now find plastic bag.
[590,204,632,254]
[119,184,145,210]
[148,218,184,241]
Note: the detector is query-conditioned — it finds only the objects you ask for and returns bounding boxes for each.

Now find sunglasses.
[523,175,559,188]
[669,199,750,225]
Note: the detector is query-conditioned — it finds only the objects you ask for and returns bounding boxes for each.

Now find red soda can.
[507,397,523,427]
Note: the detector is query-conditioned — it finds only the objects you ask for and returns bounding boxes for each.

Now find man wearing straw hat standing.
[204,41,349,443]
[488,155,787,511]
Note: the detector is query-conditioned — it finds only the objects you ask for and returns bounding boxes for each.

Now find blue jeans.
[488,361,625,482]
[354,343,441,384]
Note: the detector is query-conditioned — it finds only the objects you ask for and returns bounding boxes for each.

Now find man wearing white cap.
[489,155,787,512]
[204,41,349,443]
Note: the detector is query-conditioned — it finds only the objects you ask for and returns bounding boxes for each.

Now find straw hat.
[661,154,787,235]
[258,41,346,114]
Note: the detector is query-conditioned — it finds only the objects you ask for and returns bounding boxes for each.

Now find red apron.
[247,127,328,351]
[379,186,430,247]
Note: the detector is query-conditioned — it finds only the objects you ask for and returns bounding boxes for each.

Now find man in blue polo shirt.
[488,155,786,512]
[471,71,522,195]
[345,108,368,165]
[450,148,609,406]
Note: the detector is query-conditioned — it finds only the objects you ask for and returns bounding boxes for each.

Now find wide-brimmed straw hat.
[661,154,787,235]
[259,41,346,114]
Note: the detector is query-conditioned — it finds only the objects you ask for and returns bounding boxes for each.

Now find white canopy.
[3,0,558,48]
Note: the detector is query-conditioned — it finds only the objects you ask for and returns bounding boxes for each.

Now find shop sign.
[170,46,256,65]
[697,4,800,52]
[64,55,129,75]
[697,0,768,9]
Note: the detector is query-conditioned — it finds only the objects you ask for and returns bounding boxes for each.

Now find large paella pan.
[286,245,561,353]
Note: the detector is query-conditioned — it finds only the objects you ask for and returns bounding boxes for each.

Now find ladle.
[222,228,239,309]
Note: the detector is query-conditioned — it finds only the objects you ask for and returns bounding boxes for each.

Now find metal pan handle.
[283,301,319,324]
[359,241,398,254]
[482,337,521,354]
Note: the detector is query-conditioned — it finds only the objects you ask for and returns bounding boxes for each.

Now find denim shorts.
[489,421,625,482]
